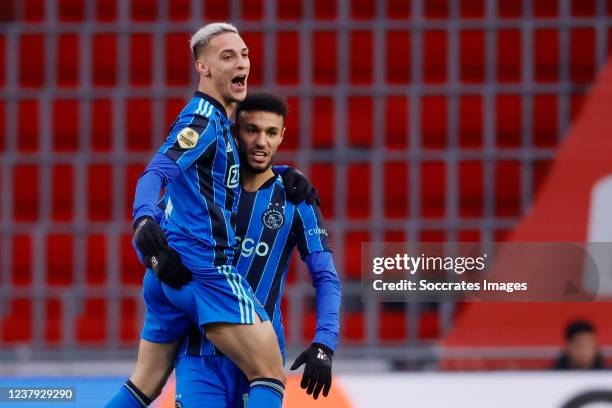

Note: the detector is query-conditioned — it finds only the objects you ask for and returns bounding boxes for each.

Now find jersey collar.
[194,91,228,119]
[241,172,278,193]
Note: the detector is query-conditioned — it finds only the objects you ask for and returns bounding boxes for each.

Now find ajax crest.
[262,203,285,229]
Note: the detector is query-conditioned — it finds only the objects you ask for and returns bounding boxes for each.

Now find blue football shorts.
[140,264,269,343]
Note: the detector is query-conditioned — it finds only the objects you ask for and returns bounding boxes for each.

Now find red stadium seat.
[93,34,117,87]
[53,100,79,152]
[570,28,596,84]
[76,298,107,343]
[242,0,264,21]
[498,0,521,17]
[24,0,45,22]
[91,99,113,152]
[386,31,411,84]
[384,161,409,218]
[45,298,62,344]
[12,235,33,287]
[379,309,407,341]
[13,165,39,221]
[385,96,409,149]
[351,0,375,20]
[387,0,411,19]
[313,32,337,84]
[534,0,558,17]
[121,234,143,286]
[51,165,74,222]
[459,95,483,148]
[120,297,138,344]
[126,99,152,151]
[312,97,335,148]
[86,234,107,286]
[309,163,335,218]
[278,0,302,20]
[533,94,558,147]
[95,0,117,21]
[276,32,299,85]
[315,0,337,19]
[19,34,44,88]
[87,164,112,221]
[59,0,84,22]
[348,97,373,147]
[497,29,521,83]
[347,164,371,218]
[343,231,370,279]
[18,100,39,152]
[130,0,156,21]
[534,29,559,82]
[342,311,365,342]
[46,234,74,286]
[419,309,440,339]
[204,0,230,20]
[57,34,79,87]
[129,34,152,87]
[1,299,32,343]
[421,96,447,149]
[168,0,190,21]
[461,0,484,18]
[421,161,446,218]
[424,0,448,19]
[166,33,191,86]
[494,160,520,217]
[283,97,300,151]
[571,0,596,16]
[460,30,484,83]
[241,32,263,86]
[496,94,521,148]
[423,31,447,83]
[459,161,484,217]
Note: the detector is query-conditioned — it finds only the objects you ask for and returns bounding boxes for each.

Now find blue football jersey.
[159,92,241,271]
[179,172,331,357]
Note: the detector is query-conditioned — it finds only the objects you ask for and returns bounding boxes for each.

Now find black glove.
[290,343,333,400]
[281,168,320,206]
[133,216,167,258]
[146,245,193,289]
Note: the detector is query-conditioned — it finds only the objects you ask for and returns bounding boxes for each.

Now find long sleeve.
[305,251,341,352]
[132,152,180,225]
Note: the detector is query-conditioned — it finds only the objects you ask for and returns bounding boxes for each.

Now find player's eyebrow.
[219,47,249,54]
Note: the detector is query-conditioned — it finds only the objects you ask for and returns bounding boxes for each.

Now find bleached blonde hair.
[189,22,239,59]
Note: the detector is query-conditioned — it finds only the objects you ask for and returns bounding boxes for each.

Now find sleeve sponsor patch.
[177,127,199,149]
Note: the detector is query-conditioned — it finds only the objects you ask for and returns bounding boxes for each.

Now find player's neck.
[197,82,236,117]
[241,168,275,192]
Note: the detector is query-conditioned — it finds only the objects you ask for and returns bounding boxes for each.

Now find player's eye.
[222,54,232,60]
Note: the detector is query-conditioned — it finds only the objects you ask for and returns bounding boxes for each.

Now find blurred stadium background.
[1,0,612,407]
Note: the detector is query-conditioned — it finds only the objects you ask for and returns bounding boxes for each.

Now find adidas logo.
[226,140,233,153]
[317,348,329,361]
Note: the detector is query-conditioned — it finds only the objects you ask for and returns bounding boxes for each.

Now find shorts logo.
[177,127,199,149]
[227,164,240,188]
[262,203,285,229]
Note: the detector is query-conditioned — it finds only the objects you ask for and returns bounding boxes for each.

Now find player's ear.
[280,126,286,141]
[195,58,211,77]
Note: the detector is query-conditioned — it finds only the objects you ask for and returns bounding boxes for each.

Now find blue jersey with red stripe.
[159,92,241,271]
[179,172,333,357]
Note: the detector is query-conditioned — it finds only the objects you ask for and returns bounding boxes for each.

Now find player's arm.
[132,111,214,285]
[289,199,341,400]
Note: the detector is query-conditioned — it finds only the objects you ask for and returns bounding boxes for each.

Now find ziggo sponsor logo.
[236,236,270,258]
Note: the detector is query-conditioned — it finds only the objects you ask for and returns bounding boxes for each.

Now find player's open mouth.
[231,75,247,89]
[250,150,267,163]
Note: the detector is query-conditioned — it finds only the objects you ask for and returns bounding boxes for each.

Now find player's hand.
[146,246,193,289]
[133,216,167,258]
[290,343,333,399]
[281,168,320,206]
